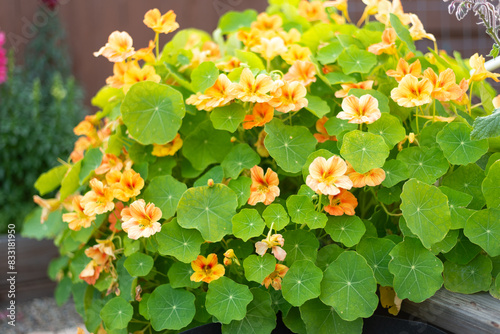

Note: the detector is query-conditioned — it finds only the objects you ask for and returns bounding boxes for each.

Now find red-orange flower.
[324,189,358,216]
[268,80,308,113]
[263,264,289,290]
[337,94,381,124]
[306,156,352,195]
[143,9,179,34]
[121,199,162,240]
[79,260,101,285]
[386,58,422,82]
[248,165,280,205]
[283,60,317,86]
[243,103,274,130]
[81,178,115,216]
[190,254,225,283]
[390,74,433,108]
[94,31,135,63]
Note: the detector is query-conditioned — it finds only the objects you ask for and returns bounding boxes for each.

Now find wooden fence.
[0,0,495,109]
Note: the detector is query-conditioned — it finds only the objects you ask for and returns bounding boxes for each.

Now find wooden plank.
[402,288,500,334]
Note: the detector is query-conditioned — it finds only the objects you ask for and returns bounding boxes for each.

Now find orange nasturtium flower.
[123,63,161,93]
[95,153,123,175]
[143,9,179,34]
[335,80,374,98]
[79,260,101,285]
[281,44,312,65]
[268,80,308,113]
[251,36,288,61]
[306,156,353,196]
[423,68,462,102]
[121,199,162,240]
[368,28,397,55]
[202,73,235,108]
[152,133,183,157]
[81,178,115,216]
[283,60,317,86]
[337,94,381,124]
[62,195,96,231]
[108,201,124,232]
[314,116,337,143]
[228,68,274,103]
[190,254,225,283]
[390,74,433,108]
[256,231,287,261]
[469,53,500,82]
[324,188,358,216]
[346,162,386,188]
[386,58,422,82]
[133,40,156,63]
[298,0,328,22]
[85,239,116,267]
[106,62,133,89]
[237,28,263,49]
[263,264,289,290]
[70,136,91,163]
[248,165,280,205]
[243,103,274,130]
[251,12,283,31]
[112,169,145,202]
[94,31,135,63]
[278,28,302,46]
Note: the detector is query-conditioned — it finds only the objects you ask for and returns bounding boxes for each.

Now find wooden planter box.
[402,288,500,334]
[0,236,59,305]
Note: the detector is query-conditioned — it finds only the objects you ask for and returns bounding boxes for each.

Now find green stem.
[155,32,160,60]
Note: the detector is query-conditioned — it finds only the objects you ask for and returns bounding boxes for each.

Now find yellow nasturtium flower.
[469,53,500,82]
[143,9,179,34]
[190,254,225,283]
[390,74,433,107]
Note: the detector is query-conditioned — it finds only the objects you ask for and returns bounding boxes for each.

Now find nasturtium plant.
[28,1,500,333]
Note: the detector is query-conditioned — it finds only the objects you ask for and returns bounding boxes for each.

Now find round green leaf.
[340,130,390,174]
[388,237,444,303]
[401,179,452,248]
[356,237,396,287]
[148,284,196,331]
[262,204,290,230]
[443,230,482,265]
[177,184,238,242]
[282,230,319,266]
[442,163,486,210]
[320,251,378,321]
[338,45,377,74]
[206,276,253,324]
[222,288,277,334]
[139,293,151,320]
[300,298,363,334]
[286,195,315,225]
[304,210,328,229]
[444,255,493,294]
[377,185,402,205]
[221,144,260,180]
[121,81,185,145]
[381,159,410,188]
[232,208,266,241]
[282,260,323,307]
[325,215,366,248]
[193,166,224,187]
[210,104,246,133]
[367,113,406,147]
[436,122,489,165]
[182,120,233,171]
[324,117,357,137]
[79,148,103,184]
[440,186,474,229]
[264,119,317,173]
[219,9,258,34]
[123,252,154,277]
[316,244,344,271]
[143,175,187,219]
[430,229,459,255]
[167,262,202,289]
[464,209,500,257]
[397,146,449,185]
[243,254,276,284]
[228,176,252,208]
[316,40,343,64]
[99,297,133,330]
[191,61,219,93]
[156,218,204,263]
[305,94,330,118]
[482,160,500,209]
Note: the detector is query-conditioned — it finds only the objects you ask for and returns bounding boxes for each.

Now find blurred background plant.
[0,2,84,233]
